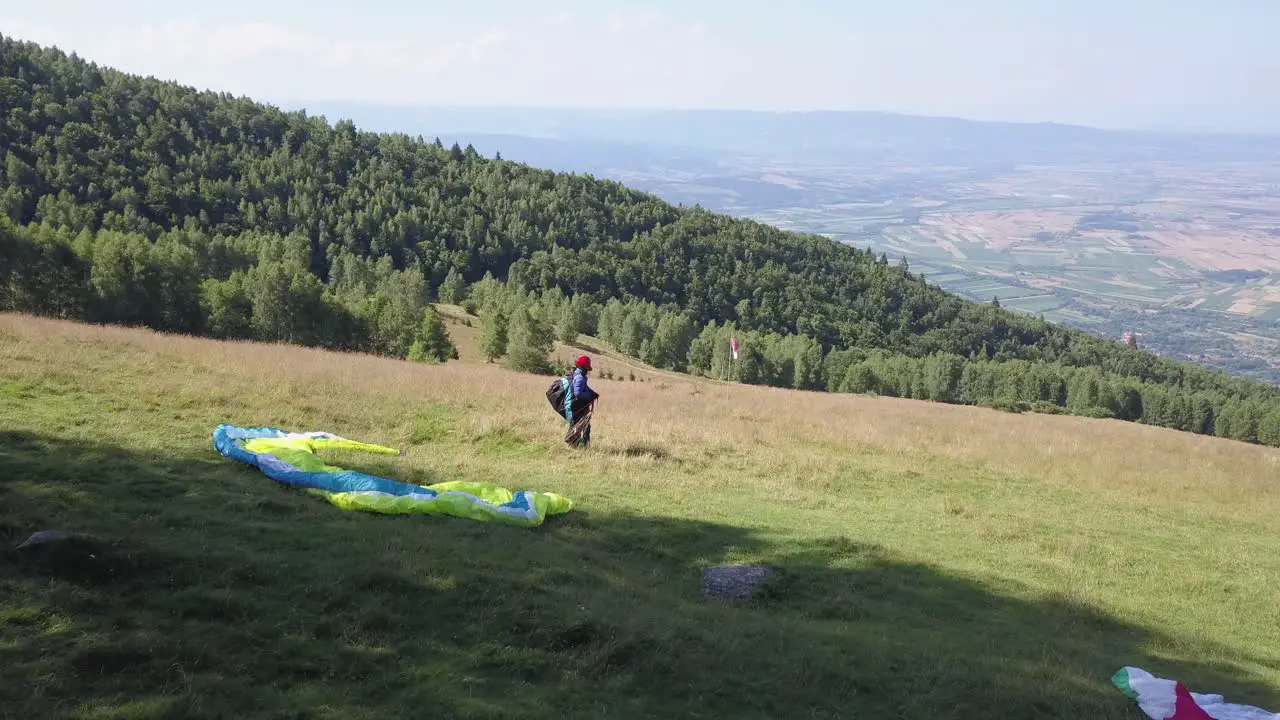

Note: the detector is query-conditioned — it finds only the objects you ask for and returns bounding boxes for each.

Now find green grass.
[2,315,1279,719]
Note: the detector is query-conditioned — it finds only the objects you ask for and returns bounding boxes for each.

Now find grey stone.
[701,564,775,600]
[14,530,129,584]
[16,530,103,551]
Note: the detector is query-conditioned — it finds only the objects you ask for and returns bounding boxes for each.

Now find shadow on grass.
[1,430,1277,720]
[601,442,677,462]
[568,341,605,356]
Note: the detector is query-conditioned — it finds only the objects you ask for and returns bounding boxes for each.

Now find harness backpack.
[546,373,574,418]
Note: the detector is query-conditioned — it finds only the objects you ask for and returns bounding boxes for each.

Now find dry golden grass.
[2,311,1275,510]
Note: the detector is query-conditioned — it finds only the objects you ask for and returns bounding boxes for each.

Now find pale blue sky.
[3,0,1277,132]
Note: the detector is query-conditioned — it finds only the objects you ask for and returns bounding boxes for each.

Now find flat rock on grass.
[701,564,775,600]
[16,530,104,550]
[14,529,136,584]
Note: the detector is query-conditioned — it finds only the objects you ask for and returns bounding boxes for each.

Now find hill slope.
[1,313,1279,718]
[1,33,1278,449]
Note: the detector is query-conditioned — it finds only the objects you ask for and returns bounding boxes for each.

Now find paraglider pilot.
[547,355,599,447]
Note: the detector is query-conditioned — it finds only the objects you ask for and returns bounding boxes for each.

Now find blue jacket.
[571,368,597,403]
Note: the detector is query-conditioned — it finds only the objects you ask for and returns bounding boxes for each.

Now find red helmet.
[575,355,592,371]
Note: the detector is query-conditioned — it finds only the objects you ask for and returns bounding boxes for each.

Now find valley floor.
[1,313,1278,719]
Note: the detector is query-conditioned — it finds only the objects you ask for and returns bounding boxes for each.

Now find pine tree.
[557,301,579,345]
[478,301,509,362]
[923,352,964,402]
[650,312,697,371]
[437,269,466,304]
[505,303,554,374]
[408,307,457,363]
[468,272,505,312]
[597,298,626,346]
[1258,406,1280,447]
[738,345,767,385]
[842,362,878,394]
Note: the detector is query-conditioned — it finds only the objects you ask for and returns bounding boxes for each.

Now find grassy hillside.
[4,32,1279,453]
[2,312,1278,719]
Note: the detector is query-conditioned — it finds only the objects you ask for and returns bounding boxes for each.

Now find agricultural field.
[737,161,1280,384]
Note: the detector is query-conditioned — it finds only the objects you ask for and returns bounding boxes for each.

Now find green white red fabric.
[1113,667,1277,720]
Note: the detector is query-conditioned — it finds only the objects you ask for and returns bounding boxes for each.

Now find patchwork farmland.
[739,161,1280,384]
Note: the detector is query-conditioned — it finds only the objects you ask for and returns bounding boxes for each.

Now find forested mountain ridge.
[1,34,1278,446]
[0,35,1001,358]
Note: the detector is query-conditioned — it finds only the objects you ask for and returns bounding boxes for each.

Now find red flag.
[730,336,739,360]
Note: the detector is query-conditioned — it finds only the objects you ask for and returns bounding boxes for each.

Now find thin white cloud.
[544,11,574,29]
[466,28,511,61]
[2,8,738,107]
[109,20,510,76]
[605,10,661,35]
[5,16,525,100]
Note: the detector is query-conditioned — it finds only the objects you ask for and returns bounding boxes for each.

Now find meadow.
[2,312,1278,719]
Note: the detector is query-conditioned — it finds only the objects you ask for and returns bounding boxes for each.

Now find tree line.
[0,34,1277,447]
[0,219,458,364]
[495,285,1280,446]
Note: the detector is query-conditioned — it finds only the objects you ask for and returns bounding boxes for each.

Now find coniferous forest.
[1,35,1278,447]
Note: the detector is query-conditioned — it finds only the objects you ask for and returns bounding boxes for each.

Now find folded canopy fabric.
[212,424,573,527]
[1113,666,1278,720]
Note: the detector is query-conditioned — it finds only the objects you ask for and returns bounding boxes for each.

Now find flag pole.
[729,335,739,383]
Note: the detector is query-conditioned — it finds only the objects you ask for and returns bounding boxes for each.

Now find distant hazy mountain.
[379,132,729,175]
[291,103,1280,165]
